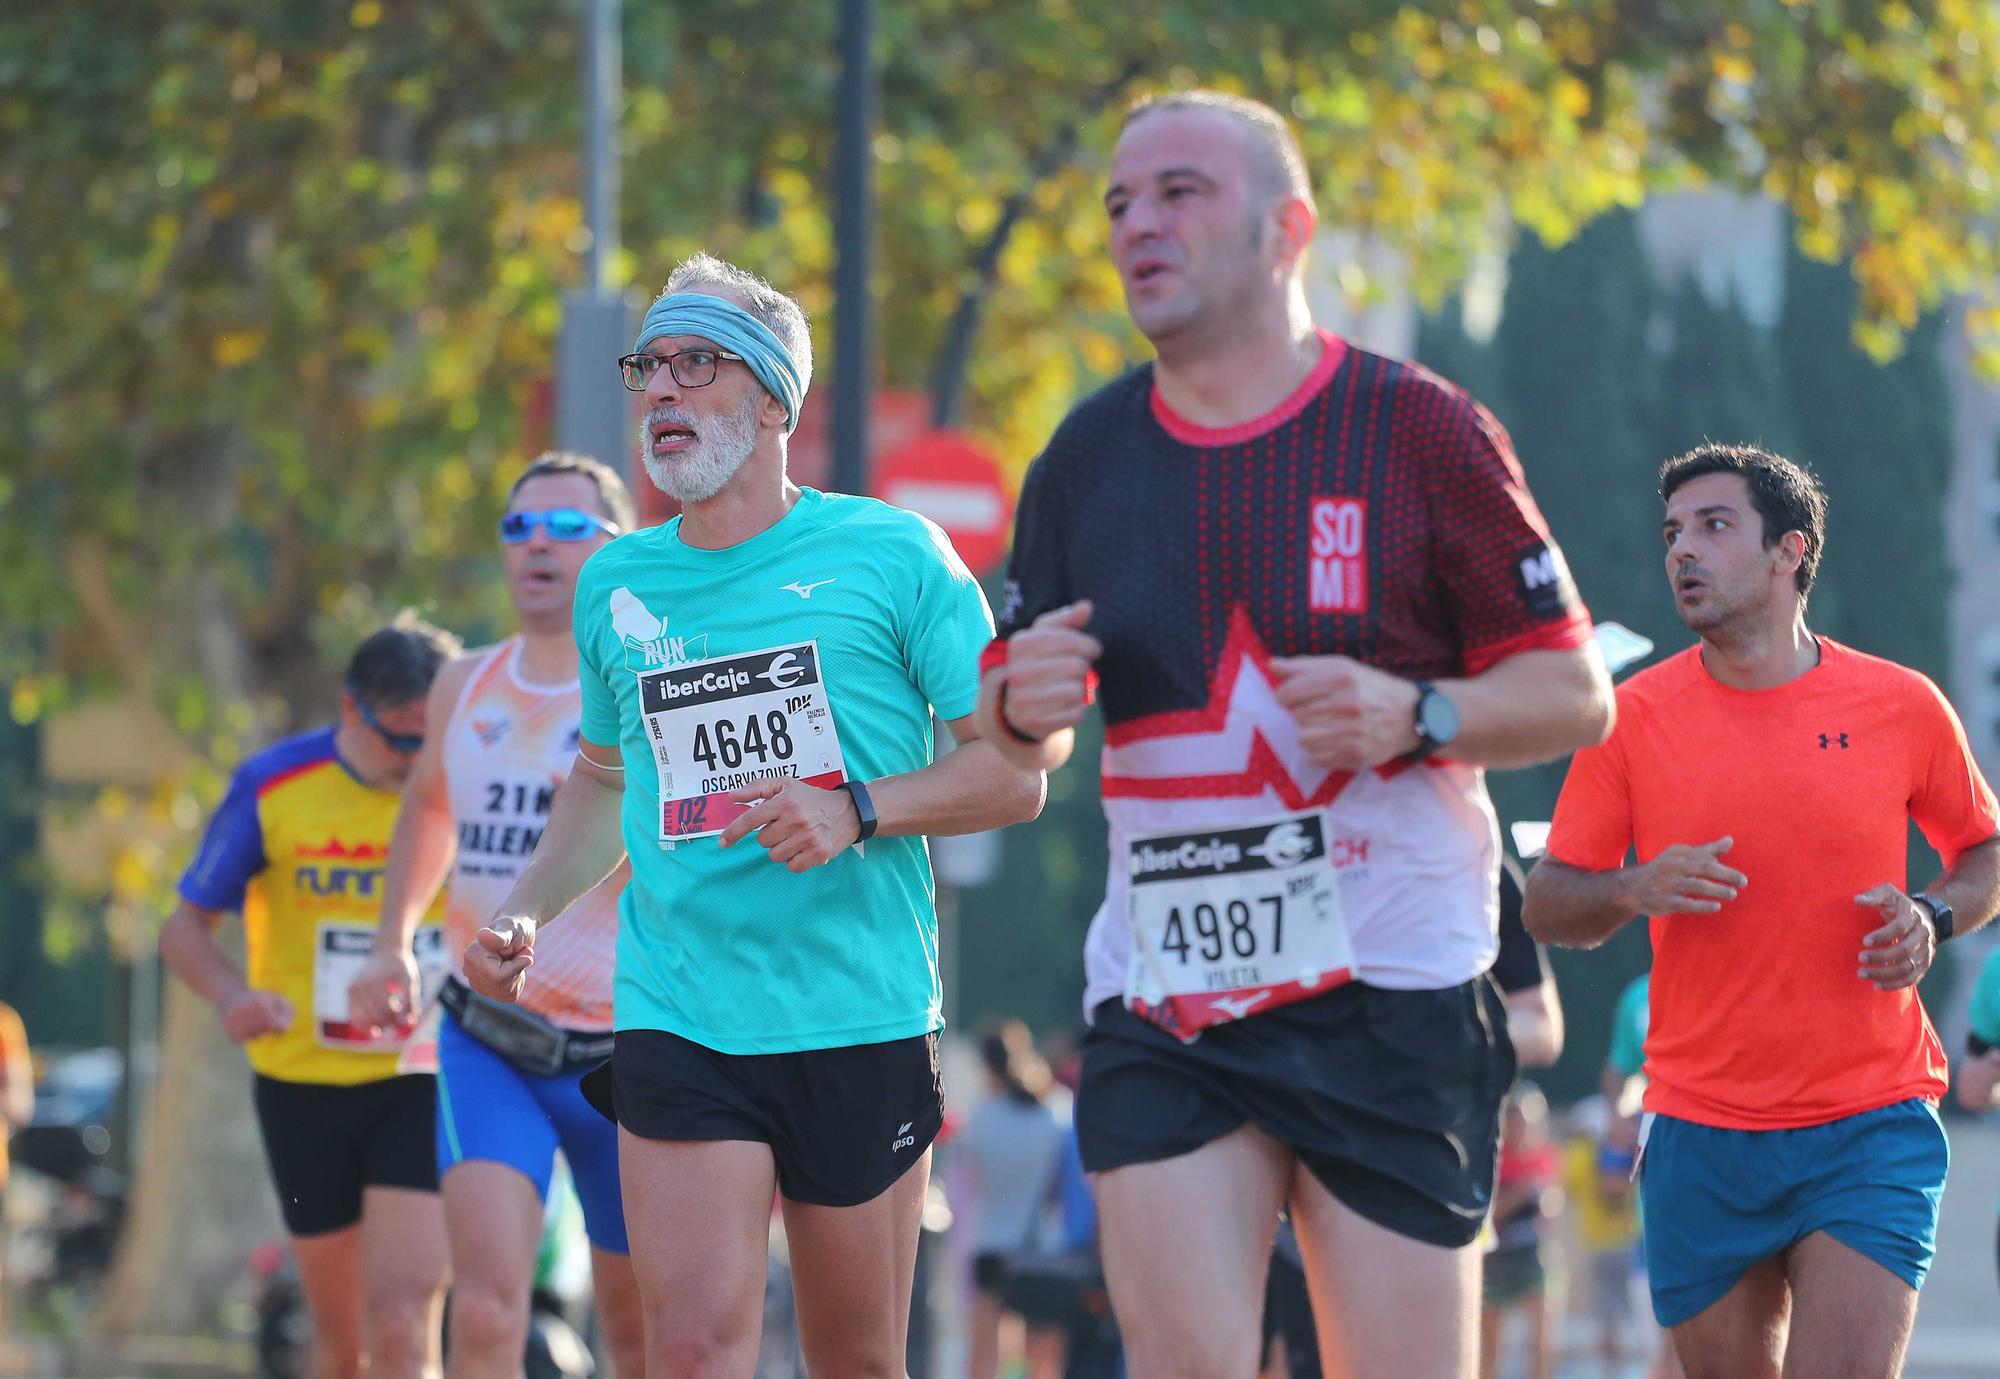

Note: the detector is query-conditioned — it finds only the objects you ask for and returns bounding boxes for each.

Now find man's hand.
[999,602,1100,741]
[1268,656,1421,771]
[464,917,536,1002]
[1618,838,1745,915]
[719,780,860,872]
[219,990,295,1044]
[1855,884,1936,991]
[347,948,420,1035]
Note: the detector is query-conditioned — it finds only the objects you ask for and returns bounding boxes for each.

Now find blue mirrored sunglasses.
[499,507,621,544]
[349,684,423,755]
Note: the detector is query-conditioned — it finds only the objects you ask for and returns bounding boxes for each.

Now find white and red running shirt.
[442,638,623,1032]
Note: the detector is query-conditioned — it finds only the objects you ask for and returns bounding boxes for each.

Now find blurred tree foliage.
[4,0,1999,1332]
[3,0,1993,1002]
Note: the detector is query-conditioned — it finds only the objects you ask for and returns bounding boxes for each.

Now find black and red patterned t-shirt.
[997,330,1591,1012]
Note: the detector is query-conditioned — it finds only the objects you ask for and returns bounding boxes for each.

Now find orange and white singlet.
[443,638,621,1031]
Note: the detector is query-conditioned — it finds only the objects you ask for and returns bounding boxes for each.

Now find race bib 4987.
[1124,814,1354,1040]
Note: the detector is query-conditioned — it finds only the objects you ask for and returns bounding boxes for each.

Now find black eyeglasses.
[617,348,745,392]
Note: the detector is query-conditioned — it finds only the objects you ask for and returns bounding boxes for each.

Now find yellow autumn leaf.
[212,330,266,368]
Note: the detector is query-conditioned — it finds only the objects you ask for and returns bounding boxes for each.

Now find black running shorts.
[1076,979,1515,1248]
[596,1028,943,1207]
[252,1073,438,1237]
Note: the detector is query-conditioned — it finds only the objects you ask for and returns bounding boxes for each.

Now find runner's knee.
[649,1328,759,1379]
[447,1277,530,1358]
[1121,1329,1258,1379]
[361,1276,436,1364]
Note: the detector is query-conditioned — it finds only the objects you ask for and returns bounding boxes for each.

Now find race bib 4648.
[636,641,848,840]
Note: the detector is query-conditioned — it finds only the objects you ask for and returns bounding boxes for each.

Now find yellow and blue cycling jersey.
[179,727,445,1086]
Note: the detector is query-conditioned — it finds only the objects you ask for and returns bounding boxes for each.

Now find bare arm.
[1522,839,1745,949]
[1920,835,2000,942]
[717,712,1045,871]
[492,743,630,930]
[160,900,251,1009]
[1958,1049,2000,1112]
[1429,646,1615,767]
[0,1017,32,1128]
[975,668,1080,775]
[159,899,295,1043]
[1269,644,1614,774]
[869,713,1045,838]
[1504,978,1565,1069]
[1853,833,2000,992]
[461,740,629,1003]
[972,601,1100,776]
[374,657,474,951]
[351,657,476,1028]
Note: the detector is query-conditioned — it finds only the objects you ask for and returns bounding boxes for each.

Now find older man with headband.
[461,253,1045,1378]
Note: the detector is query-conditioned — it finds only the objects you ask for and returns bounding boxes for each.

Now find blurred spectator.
[1596,973,1683,1379]
[1494,854,1564,1068]
[0,999,28,1350]
[1561,1096,1642,1378]
[1482,1083,1562,1379]
[1258,1217,1320,1379]
[1957,942,2000,1299]
[963,1020,1072,1379]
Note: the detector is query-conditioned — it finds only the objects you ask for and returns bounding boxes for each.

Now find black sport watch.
[1913,892,1954,945]
[1408,681,1461,761]
[840,778,879,843]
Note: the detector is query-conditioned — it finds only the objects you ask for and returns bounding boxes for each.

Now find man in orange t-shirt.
[1523,443,2000,1379]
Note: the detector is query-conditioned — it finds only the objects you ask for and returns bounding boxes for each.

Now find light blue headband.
[633,292,804,434]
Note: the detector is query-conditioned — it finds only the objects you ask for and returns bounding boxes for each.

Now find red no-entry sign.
[872,430,1015,575]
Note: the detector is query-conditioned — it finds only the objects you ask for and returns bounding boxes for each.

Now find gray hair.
[1123,90,1315,212]
[663,253,814,398]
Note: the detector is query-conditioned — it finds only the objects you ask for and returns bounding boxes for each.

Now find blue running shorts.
[436,1011,628,1253]
[1639,1098,1947,1328]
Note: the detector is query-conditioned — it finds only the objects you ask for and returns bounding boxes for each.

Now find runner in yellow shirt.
[160,616,458,1379]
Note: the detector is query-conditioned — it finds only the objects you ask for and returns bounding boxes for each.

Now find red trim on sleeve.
[979,636,1098,703]
[1462,611,1594,678]
[1150,330,1348,447]
[256,757,328,799]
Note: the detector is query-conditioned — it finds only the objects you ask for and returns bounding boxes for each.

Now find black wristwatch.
[840,778,879,843]
[1407,681,1461,761]
[1913,892,1954,945]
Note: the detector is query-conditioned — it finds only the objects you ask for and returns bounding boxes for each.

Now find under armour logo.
[1819,732,1849,750]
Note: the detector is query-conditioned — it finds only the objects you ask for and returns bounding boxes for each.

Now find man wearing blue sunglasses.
[460,253,1046,1379]
[351,452,646,1379]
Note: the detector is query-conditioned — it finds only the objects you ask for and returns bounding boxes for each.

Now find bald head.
[1121,91,1314,215]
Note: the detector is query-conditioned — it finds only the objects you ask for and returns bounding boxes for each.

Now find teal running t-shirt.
[573,488,993,1054]
[1970,947,2000,1053]
[1970,947,2000,1213]
[1609,973,1651,1080]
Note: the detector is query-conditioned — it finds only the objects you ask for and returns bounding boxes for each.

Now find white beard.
[641,393,760,503]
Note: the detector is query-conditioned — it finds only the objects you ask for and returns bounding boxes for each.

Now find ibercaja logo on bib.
[638,645,824,713]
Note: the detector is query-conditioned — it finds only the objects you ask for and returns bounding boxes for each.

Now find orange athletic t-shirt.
[1546,639,2000,1129]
